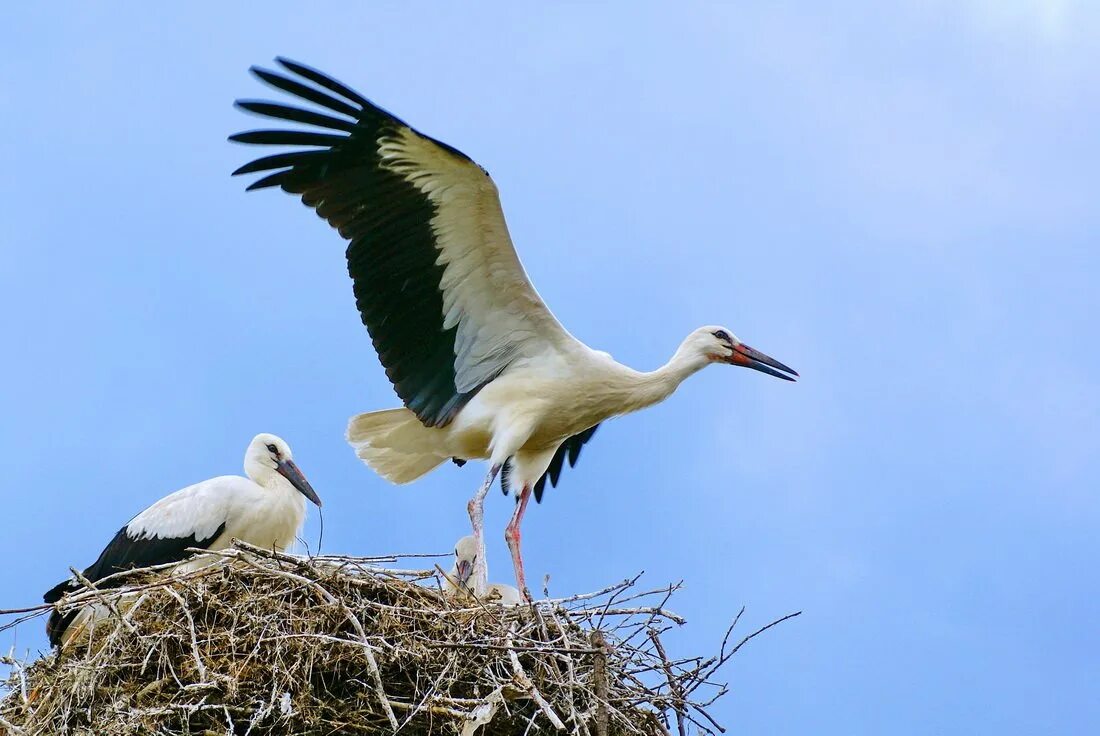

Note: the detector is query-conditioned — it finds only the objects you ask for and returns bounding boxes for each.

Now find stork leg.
[504,485,534,602]
[467,464,501,595]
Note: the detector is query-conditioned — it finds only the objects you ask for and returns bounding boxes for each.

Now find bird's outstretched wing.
[231,58,580,427]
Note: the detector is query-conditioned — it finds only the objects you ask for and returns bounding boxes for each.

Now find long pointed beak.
[728,343,799,381]
[456,559,473,587]
[277,458,322,507]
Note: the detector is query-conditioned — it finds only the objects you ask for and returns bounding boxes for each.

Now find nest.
[1,541,798,735]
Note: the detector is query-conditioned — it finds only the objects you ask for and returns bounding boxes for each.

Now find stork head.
[450,535,480,590]
[687,326,798,381]
[244,433,323,507]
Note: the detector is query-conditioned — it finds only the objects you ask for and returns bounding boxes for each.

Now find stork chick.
[444,535,523,606]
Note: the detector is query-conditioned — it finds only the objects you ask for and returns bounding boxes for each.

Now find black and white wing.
[43,483,230,646]
[500,424,601,504]
[231,59,584,427]
[533,424,600,503]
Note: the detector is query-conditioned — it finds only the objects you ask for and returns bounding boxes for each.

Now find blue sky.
[2,2,1098,733]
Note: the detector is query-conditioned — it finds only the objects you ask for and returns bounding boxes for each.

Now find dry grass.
[0,541,798,735]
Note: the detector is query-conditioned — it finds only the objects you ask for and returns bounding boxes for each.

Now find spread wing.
[231,58,583,427]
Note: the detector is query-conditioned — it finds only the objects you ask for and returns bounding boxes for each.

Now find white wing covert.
[232,58,580,426]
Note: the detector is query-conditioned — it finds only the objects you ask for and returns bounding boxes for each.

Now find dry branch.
[1,542,797,735]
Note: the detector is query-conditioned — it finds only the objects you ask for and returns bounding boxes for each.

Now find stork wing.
[533,424,600,503]
[231,59,578,427]
[78,521,227,587]
[43,518,225,647]
[500,424,601,504]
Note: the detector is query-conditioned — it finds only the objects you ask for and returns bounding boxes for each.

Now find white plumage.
[377,127,570,397]
[232,59,798,600]
[445,535,523,607]
[43,433,321,647]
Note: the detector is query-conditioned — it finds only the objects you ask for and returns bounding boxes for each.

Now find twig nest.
[1,542,790,735]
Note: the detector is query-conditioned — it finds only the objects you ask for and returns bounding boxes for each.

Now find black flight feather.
[44,522,226,647]
[231,59,479,427]
[232,59,599,494]
[498,424,601,503]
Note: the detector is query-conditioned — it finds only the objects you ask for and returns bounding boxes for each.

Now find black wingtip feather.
[231,151,325,176]
[532,424,601,505]
[275,57,372,108]
[235,100,357,133]
[244,172,292,191]
[232,58,481,428]
[229,129,348,147]
[250,66,362,118]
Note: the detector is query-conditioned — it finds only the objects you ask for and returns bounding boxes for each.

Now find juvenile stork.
[230,59,797,599]
[43,433,321,647]
[445,535,523,606]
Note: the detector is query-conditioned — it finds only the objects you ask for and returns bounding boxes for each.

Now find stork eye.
[712,330,731,343]
[266,443,279,454]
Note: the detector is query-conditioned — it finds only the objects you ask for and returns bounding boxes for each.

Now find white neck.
[247,466,300,506]
[244,456,282,489]
[617,342,710,414]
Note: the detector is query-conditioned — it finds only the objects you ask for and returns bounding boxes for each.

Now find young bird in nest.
[445,535,523,605]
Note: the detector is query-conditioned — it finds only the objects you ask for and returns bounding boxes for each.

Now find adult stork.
[43,433,321,647]
[230,59,797,599]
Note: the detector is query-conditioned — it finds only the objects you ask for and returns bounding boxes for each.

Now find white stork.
[43,433,321,647]
[230,59,797,599]
[445,535,523,606]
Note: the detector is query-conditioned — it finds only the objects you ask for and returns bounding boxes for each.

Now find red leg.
[505,485,534,601]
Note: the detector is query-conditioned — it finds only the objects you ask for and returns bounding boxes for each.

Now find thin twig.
[649,630,686,736]
[506,624,565,731]
[162,587,207,683]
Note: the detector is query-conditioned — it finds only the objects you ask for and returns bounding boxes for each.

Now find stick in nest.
[0,541,799,736]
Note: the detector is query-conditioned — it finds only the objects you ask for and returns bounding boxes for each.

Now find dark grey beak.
[455,559,473,587]
[277,458,322,507]
[728,343,799,381]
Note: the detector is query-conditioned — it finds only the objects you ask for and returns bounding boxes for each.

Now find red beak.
[728,344,798,381]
